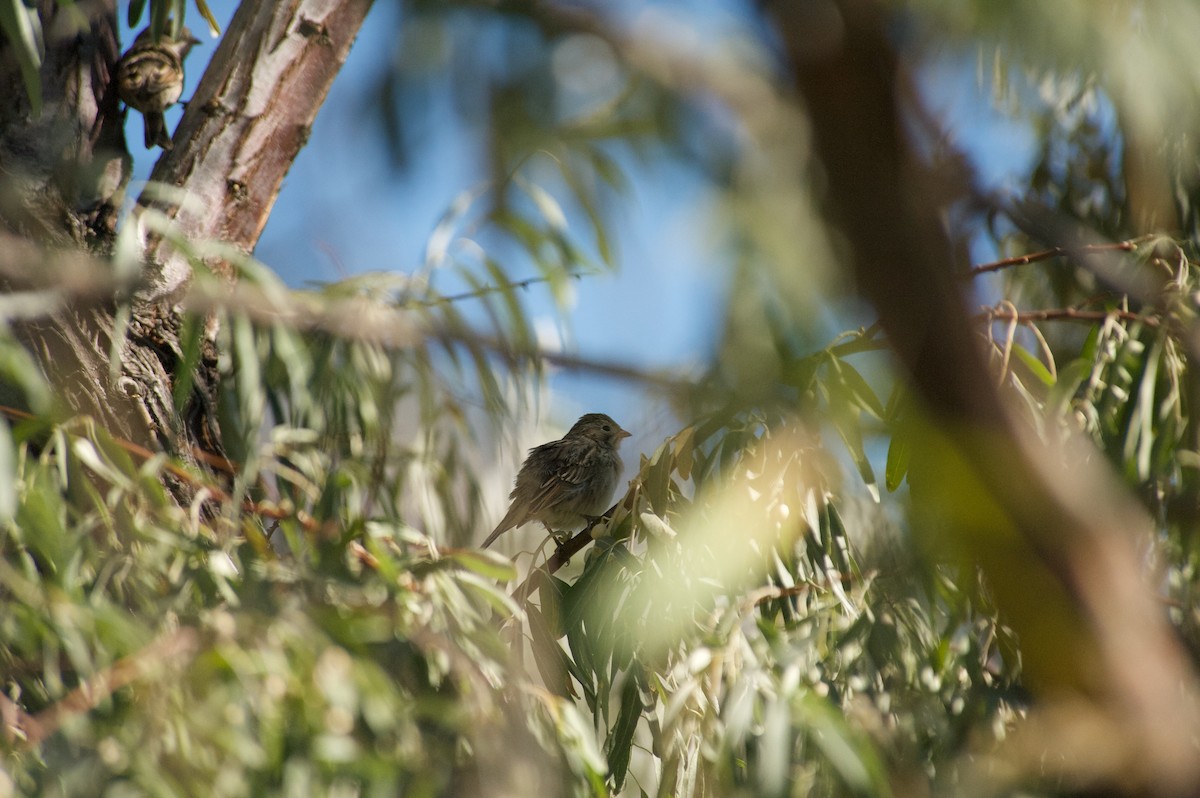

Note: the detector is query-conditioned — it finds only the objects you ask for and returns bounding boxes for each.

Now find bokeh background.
[126,0,1036,455]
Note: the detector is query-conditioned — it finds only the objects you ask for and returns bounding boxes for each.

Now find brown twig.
[968,241,1139,277]
[753,584,812,606]
[977,308,1156,327]
[0,233,690,395]
[9,628,199,748]
[828,322,886,357]
[428,326,692,394]
[0,404,319,534]
[509,505,619,603]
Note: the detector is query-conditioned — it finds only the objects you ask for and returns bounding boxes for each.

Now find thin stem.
[968,241,1139,277]
[978,307,1156,326]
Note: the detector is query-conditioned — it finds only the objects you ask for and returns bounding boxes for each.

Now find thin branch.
[510,505,619,603]
[414,271,592,307]
[13,628,199,748]
[183,282,695,393]
[0,404,320,534]
[753,584,812,606]
[968,241,1140,277]
[978,307,1157,327]
[0,235,691,394]
[827,323,886,357]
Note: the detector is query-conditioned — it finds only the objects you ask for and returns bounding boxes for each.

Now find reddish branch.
[969,241,1139,277]
[509,508,618,603]
[4,628,199,748]
[0,404,320,534]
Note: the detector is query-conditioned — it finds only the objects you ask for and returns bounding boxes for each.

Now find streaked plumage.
[482,413,631,549]
[116,27,199,150]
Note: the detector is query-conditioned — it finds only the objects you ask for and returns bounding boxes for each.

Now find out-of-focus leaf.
[528,605,577,699]
[516,176,568,233]
[193,0,221,35]
[673,426,695,481]
[1046,358,1087,417]
[0,332,51,413]
[554,147,618,267]
[126,0,147,28]
[1121,332,1162,481]
[150,0,168,38]
[0,419,14,522]
[1010,343,1055,388]
[641,445,674,517]
[829,407,878,501]
[605,670,644,792]
[171,311,205,412]
[885,422,910,492]
[0,0,43,116]
[564,616,598,708]
[425,183,487,268]
[446,549,516,582]
[15,464,67,574]
[170,0,185,37]
[586,146,630,194]
[830,357,886,419]
[798,692,890,795]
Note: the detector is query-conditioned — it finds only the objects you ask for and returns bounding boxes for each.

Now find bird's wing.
[520,439,598,517]
[481,439,598,548]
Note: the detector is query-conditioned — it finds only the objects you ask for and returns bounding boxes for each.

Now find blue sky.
[125,1,1039,454]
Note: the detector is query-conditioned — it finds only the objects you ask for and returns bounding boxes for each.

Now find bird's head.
[567,413,631,447]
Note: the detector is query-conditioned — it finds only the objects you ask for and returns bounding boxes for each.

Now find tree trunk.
[0,0,373,496]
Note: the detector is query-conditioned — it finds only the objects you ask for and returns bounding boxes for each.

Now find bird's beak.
[617,429,632,440]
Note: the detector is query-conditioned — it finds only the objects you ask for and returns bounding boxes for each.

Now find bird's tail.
[481,506,524,548]
[480,526,506,549]
[144,112,172,150]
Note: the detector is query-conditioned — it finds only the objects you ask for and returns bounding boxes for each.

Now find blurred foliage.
[5,0,1200,796]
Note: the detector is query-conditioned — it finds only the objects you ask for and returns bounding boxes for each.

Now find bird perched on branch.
[116,26,200,150]
[482,413,631,549]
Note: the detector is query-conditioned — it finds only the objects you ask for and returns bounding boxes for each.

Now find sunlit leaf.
[1010,343,1055,388]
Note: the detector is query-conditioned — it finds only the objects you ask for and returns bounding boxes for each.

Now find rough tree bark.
[0,0,372,498]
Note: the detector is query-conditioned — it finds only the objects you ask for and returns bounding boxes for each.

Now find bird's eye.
[602,424,611,432]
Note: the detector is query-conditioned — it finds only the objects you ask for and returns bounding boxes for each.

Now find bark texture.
[140,0,375,296]
[0,0,373,492]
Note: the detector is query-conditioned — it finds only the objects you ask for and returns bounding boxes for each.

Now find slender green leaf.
[127,0,147,27]
[194,0,221,34]
[605,670,644,792]
[1010,343,1055,388]
[0,0,43,116]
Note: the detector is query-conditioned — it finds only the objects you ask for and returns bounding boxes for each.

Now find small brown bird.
[116,26,200,150]
[482,413,631,549]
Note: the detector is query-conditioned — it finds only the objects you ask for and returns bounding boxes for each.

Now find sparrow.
[116,26,200,150]
[482,413,631,549]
